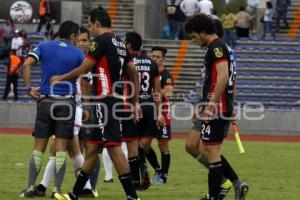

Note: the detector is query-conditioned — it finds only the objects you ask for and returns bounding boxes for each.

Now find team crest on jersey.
[89,42,98,52]
[214,48,223,58]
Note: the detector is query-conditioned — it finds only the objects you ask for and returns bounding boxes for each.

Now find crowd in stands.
[0,18,32,101]
[163,0,292,43]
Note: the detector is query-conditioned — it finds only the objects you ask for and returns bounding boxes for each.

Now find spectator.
[198,0,213,16]
[236,6,252,38]
[275,0,291,31]
[166,0,186,40]
[180,0,199,18]
[2,18,15,49]
[221,8,237,47]
[2,50,21,101]
[262,1,276,39]
[10,30,24,57]
[20,30,31,63]
[36,0,53,38]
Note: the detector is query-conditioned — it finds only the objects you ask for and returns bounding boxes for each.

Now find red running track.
[1,128,300,143]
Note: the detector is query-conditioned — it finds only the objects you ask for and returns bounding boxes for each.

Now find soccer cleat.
[79,189,95,198]
[92,190,99,198]
[152,174,167,185]
[104,178,113,183]
[20,189,34,198]
[200,194,210,200]
[235,182,249,200]
[219,179,232,199]
[33,184,46,197]
[54,193,75,200]
[140,165,151,190]
[152,172,161,184]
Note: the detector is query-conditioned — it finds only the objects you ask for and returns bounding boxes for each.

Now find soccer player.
[184,14,249,200]
[51,7,140,200]
[144,46,174,184]
[123,31,164,190]
[20,21,83,198]
[33,27,94,198]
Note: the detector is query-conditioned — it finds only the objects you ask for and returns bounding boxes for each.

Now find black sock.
[90,156,100,190]
[161,151,170,176]
[221,155,238,182]
[138,146,146,166]
[119,173,138,199]
[208,161,223,198]
[71,170,89,197]
[146,147,161,172]
[128,156,141,187]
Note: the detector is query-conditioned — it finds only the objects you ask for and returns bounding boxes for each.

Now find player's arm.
[51,58,95,84]
[126,61,140,105]
[203,60,229,119]
[153,76,165,126]
[161,85,174,99]
[126,61,142,122]
[23,56,41,99]
[80,78,91,122]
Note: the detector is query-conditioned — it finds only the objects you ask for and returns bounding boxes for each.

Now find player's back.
[29,39,84,95]
[133,53,159,102]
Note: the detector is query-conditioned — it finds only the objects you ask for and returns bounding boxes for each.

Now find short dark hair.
[212,19,224,38]
[58,20,80,39]
[266,1,273,9]
[184,14,215,35]
[79,27,91,39]
[89,7,111,28]
[125,32,142,51]
[240,6,245,11]
[151,46,167,57]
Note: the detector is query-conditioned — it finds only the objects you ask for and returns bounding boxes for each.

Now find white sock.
[72,154,92,190]
[40,156,56,188]
[102,148,113,180]
[121,142,128,160]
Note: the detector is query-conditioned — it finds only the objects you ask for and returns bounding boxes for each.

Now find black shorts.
[193,117,230,145]
[138,102,156,138]
[34,97,76,139]
[155,125,171,140]
[87,97,123,148]
[122,118,139,142]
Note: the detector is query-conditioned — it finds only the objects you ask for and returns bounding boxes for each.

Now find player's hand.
[82,109,90,123]
[156,114,166,128]
[50,75,62,85]
[29,87,41,100]
[230,112,237,122]
[202,104,215,122]
[133,103,143,123]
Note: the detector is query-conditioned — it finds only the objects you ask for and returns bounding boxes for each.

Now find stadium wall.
[1,103,300,136]
[134,0,166,39]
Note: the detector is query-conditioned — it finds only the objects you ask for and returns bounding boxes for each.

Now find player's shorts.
[74,106,83,136]
[193,116,230,145]
[87,96,123,148]
[34,96,76,139]
[155,125,171,140]
[122,118,139,142]
[138,102,156,139]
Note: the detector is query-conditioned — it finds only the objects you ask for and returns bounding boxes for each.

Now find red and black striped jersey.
[86,32,132,97]
[202,38,234,116]
[160,67,174,125]
[132,53,159,103]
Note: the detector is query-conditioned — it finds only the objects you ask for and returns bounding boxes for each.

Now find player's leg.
[20,98,51,197]
[108,145,139,200]
[34,137,56,197]
[53,98,77,195]
[68,135,93,197]
[102,147,114,182]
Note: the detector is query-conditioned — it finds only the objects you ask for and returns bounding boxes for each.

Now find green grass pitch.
[0,134,299,199]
